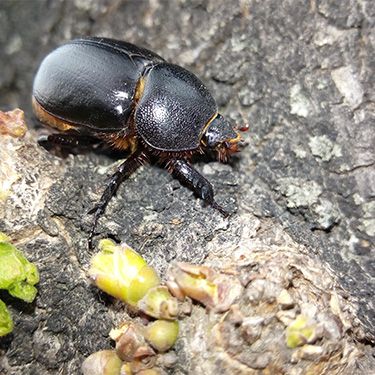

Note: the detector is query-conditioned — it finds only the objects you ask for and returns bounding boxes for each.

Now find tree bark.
[0,0,374,374]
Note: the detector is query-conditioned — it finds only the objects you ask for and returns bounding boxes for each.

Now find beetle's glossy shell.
[33,37,164,132]
[135,63,217,152]
[33,37,219,153]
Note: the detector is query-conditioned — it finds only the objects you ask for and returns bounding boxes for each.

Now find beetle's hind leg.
[87,150,147,250]
[38,132,101,151]
[168,159,229,217]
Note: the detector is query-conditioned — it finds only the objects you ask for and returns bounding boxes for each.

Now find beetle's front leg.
[168,159,229,217]
[88,150,147,249]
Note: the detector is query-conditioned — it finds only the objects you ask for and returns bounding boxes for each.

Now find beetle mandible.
[32,37,245,249]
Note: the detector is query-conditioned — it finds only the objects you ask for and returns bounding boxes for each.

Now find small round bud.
[145,320,179,353]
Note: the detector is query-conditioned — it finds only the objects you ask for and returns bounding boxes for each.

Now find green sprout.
[285,314,317,348]
[0,299,13,336]
[0,233,39,336]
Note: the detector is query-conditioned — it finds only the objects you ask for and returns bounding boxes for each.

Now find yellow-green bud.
[0,232,11,243]
[0,241,39,303]
[145,320,179,353]
[0,299,13,336]
[286,315,317,348]
[89,239,160,305]
[137,286,178,320]
[137,370,162,375]
[120,363,132,375]
[81,350,122,375]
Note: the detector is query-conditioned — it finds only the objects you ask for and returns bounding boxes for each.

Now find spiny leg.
[168,159,229,217]
[87,150,147,249]
[38,132,101,150]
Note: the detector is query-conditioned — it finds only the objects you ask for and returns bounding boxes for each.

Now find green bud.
[8,282,38,303]
[120,363,132,375]
[137,370,162,375]
[286,315,317,348]
[0,241,39,303]
[89,239,160,305]
[145,320,179,353]
[137,286,178,320]
[82,350,122,375]
[0,299,13,336]
[0,232,11,243]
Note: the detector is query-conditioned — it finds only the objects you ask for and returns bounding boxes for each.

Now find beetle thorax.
[135,63,217,152]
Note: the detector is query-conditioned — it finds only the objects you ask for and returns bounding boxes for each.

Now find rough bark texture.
[0,0,374,374]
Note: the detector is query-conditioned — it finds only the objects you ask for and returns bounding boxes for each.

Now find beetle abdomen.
[33,37,163,132]
[135,63,217,152]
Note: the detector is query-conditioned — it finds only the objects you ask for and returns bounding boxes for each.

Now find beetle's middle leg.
[168,159,229,217]
[87,150,147,249]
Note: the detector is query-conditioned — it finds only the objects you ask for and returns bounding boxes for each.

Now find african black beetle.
[32,37,244,248]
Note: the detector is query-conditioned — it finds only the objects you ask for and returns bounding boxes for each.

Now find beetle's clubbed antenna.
[87,150,148,250]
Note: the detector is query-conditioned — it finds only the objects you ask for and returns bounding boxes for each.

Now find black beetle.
[32,37,244,248]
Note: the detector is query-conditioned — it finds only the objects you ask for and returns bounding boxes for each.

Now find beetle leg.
[87,150,147,250]
[38,133,100,150]
[168,159,229,217]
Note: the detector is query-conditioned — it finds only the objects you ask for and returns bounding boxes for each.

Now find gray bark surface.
[0,0,374,374]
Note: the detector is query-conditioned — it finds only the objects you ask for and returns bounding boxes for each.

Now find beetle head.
[203,114,242,162]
